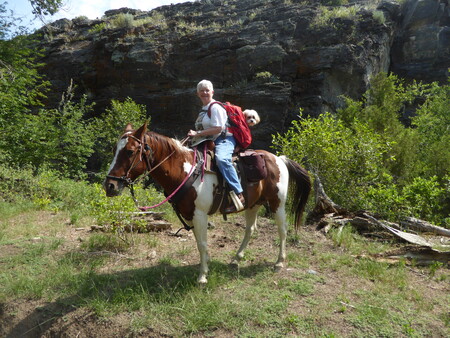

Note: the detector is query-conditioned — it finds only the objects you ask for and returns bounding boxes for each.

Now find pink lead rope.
[138,147,198,211]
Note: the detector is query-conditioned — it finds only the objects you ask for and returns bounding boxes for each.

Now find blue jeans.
[214,135,243,195]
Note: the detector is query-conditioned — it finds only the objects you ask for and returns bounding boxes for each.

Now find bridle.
[106,133,154,186]
[106,132,200,233]
[106,133,192,206]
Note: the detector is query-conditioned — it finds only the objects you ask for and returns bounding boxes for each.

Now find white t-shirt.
[200,101,228,133]
[191,101,231,146]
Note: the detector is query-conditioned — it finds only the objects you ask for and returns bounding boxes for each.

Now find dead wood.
[400,217,450,237]
[309,174,347,219]
[308,174,450,254]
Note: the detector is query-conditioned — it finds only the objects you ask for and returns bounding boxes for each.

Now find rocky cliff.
[37,0,449,150]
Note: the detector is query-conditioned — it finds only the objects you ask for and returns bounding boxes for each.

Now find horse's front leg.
[231,206,259,267]
[192,211,210,284]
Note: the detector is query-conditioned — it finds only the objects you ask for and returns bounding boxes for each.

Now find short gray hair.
[197,79,213,92]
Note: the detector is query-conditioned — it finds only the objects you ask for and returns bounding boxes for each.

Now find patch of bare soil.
[1,212,448,337]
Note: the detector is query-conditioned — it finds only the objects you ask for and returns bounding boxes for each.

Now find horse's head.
[104,122,151,197]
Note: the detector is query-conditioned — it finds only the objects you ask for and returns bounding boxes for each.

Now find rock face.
[36,0,449,150]
[391,0,450,82]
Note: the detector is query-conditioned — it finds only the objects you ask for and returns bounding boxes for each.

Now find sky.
[6,0,191,32]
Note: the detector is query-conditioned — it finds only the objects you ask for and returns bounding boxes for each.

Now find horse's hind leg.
[274,206,287,271]
[192,211,210,284]
[231,206,259,267]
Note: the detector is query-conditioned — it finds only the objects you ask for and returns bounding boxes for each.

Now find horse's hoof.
[229,259,239,269]
[197,276,208,285]
[273,264,284,272]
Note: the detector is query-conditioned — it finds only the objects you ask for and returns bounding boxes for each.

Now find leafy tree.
[93,97,148,171]
[273,74,449,226]
[273,111,391,210]
[412,81,450,180]
[12,82,97,178]
[29,0,64,17]
[0,34,48,162]
[338,73,430,183]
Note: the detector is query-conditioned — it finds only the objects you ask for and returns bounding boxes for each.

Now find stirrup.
[228,191,245,213]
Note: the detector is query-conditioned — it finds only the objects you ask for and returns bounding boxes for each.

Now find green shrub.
[372,10,386,24]
[310,5,358,29]
[134,12,167,29]
[412,82,450,179]
[401,176,447,224]
[273,111,390,210]
[273,73,449,226]
[109,13,135,29]
[88,22,106,34]
[255,71,280,84]
[94,97,148,172]
[15,83,96,179]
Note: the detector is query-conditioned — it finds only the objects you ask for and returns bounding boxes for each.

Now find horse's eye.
[126,149,134,157]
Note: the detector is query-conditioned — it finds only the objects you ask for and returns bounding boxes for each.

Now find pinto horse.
[104,122,311,284]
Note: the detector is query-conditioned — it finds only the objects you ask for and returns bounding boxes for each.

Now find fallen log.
[400,217,450,238]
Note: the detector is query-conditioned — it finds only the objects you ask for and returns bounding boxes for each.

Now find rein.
[138,147,197,211]
[108,134,198,232]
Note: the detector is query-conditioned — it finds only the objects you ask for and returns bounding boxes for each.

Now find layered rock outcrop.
[37,0,449,150]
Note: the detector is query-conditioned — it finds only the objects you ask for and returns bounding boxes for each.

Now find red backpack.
[208,101,252,149]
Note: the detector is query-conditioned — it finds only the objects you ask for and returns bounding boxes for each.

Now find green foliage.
[94,97,148,171]
[412,81,450,179]
[273,111,390,210]
[273,73,449,226]
[0,162,174,231]
[255,71,281,84]
[29,0,64,17]
[109,13,135,29]
[1,29,148,178]
[134,12,167,29]
[13,83,97,178]
[88,22,106,34]
[310,5,358,29]
[401,176,447,224]
[0,35,49,162]
[372,10,386,24]
[0,165,97,215]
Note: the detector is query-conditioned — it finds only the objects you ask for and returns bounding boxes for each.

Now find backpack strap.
[207,101,225,117]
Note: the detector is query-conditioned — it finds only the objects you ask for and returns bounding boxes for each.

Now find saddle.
[193,142,268,215]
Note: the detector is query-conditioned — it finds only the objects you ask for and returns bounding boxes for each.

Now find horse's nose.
[108,183,115,192]
[103,179,117,196]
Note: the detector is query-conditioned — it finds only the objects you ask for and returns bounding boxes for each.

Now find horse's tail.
[282,156,311,232]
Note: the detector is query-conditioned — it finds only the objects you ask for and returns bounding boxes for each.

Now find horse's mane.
[147,131,190,156]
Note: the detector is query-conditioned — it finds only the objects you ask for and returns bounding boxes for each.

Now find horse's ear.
[124,123,133,132]
[134,121,148,142]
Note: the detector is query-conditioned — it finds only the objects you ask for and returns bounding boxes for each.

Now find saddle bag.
[238,150,267,182]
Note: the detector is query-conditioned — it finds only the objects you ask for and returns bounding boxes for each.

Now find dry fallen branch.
[400,217,450,237]
[309,174,346,218]
[309,174,450,255]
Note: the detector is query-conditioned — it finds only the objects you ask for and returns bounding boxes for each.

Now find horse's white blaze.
[108,137,128,173]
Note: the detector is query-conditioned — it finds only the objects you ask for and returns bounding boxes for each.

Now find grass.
[0,171,448,336]
[310,5,360,29]
[1,208,448,336]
